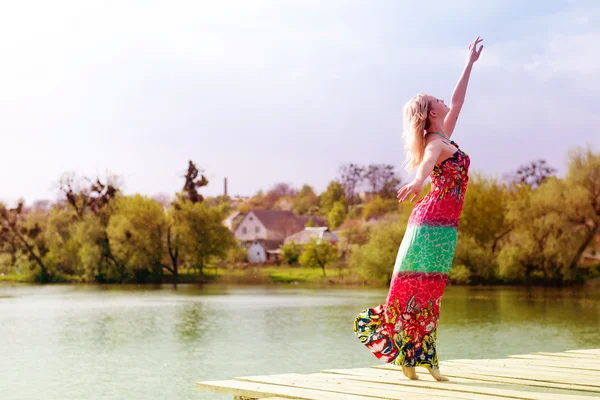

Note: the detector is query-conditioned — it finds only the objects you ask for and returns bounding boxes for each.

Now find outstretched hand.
[397,180,424,203]
[468,36,484,64]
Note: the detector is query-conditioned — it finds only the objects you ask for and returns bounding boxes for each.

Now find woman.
[354,36,483,382]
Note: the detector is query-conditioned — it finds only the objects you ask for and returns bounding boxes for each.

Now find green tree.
[299,239,340,276]
[43,205,81,279]
[59,173,122,282]
[107,195,167,282]
[328,201,347,230]
[361,196,397,221]
[348,215,406,284]
[319,181,347,215]
[176,201,235,275]
[453,174,510,283]
[498,177,589,283]
[293,184,319,215]
[280,241,302,265]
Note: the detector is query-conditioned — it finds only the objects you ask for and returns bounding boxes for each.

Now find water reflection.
[0,284,599,400]
[174,302,207,342]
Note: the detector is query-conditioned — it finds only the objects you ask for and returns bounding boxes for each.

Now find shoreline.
[1,267,599,289]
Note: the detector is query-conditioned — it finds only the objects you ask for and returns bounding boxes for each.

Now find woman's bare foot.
[402,366,419,380]
[427,367,449,381]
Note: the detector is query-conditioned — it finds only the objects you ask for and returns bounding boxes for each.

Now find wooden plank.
[443,359,600,377]
[436,362,600,388]
[438,363,600,391]
[442,360,600,381]
[516,354,600,364]
[277,373,492,400]
[532,352,600,360]
[196,379,370,400]
[508,354,600,369]
[434,365,600,394]
[320,368,595,400]
[566,349,600,356]
[375,362,600,388]
[235,374,472,400]
[447,357,600,374]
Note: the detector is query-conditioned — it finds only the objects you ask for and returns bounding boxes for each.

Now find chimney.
[224,177,228,197]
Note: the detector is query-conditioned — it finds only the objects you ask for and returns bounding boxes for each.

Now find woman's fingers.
[399,186,416,203]
[397,186,408,201]
[398,186,409,202]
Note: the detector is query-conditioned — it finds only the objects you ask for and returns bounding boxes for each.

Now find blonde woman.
[354,37,483,381]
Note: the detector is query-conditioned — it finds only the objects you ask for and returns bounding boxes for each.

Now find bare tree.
[338,163,365,204]
[364,164,402,199]
[182,161,209,203]
[510,159,557,189]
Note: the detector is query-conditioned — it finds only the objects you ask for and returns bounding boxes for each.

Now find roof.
[246,209,325,240]
[223,211,246,232]
[284,227,338,245]
[333,218,362,232]
[249,239,284,251]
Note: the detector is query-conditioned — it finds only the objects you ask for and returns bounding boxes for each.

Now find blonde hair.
[402,93,431,172]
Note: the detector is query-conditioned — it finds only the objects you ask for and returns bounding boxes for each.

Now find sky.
[0,0,598,204]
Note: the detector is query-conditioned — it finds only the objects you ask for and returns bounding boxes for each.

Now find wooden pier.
[196,349,600,399]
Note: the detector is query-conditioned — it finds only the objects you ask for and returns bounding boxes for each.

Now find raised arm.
[444,36,483,138]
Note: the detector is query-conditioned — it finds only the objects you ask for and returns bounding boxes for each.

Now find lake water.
[1,283,599,400]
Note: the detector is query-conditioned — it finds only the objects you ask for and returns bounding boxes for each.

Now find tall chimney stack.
[224,177,228,197]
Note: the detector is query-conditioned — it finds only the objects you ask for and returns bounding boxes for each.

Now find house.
[231,209,326,263]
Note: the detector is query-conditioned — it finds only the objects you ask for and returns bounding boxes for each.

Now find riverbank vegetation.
[1,147,599,286]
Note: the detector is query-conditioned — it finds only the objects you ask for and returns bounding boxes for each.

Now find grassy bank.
[0,265,370,287]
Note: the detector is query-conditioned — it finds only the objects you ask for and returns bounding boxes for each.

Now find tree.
[319,181,347,215]
[182,161,209,203]
[293,184,319,215]
[453,174,510,283]
[498,177,588,283]
[299,239,340,276]
[348,215,407,284]
[339,164,365,205]
[328,201,347,230]
[364,164,402,199]
[59,173,122,281]
[564,147,600,274]
[0,201,50,282]
[107,195,168,282]
[280,241,302,265]
[44,205,81,278]
[262,183,298,210]
[361,196,398,221]
[510,159,557,189]
[176,201,235,275]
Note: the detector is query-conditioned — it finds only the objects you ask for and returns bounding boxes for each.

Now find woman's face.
[428,95,449,120]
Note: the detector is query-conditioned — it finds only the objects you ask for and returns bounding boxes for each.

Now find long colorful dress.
[354,133,470,369]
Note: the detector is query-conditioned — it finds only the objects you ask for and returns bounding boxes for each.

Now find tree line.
[1,149,599,285]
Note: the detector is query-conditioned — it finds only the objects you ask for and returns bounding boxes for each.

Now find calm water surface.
[1,283,599,400]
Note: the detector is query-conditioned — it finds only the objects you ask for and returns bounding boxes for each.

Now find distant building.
[226,209,326,263]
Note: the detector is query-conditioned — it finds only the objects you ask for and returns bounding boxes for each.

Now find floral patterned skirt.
[354,272,448,368]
